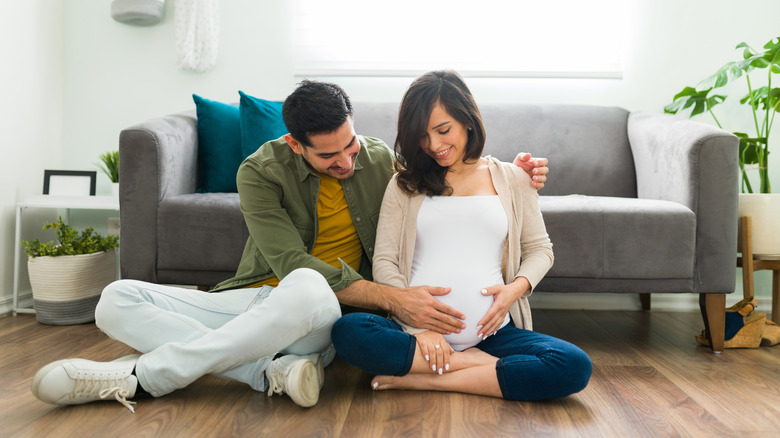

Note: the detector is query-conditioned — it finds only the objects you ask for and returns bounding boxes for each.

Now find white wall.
[4,0,779,312]
[1,1,63,313]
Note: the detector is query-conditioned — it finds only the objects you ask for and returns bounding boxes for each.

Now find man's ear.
[285,134,304,155]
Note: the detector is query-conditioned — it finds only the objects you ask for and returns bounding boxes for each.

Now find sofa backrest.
[352,102,636,198]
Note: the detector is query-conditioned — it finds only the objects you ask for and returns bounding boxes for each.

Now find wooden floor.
[1,309,779,438]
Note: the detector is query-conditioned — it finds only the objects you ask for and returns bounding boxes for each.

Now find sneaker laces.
[74,373,137,413]
[266,361,286,398]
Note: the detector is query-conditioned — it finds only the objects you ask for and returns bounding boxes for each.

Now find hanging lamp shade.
[111,0,165,26]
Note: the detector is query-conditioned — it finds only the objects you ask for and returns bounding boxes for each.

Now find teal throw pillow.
[239,91,287,159]
[193,94,242,193]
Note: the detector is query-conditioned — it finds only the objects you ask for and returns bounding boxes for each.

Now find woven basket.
[27,250,117,325]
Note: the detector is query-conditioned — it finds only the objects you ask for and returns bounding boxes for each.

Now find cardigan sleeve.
[371,176,411,289]
[507,164,554,290]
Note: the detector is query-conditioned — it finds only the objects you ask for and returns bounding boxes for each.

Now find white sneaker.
[304,352,326,389]
[31,355,140,413]
[265,354,324,408]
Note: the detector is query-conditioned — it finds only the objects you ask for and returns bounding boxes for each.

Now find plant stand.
[737,216,780,320]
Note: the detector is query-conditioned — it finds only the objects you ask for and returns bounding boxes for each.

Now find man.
[31,80,549,412]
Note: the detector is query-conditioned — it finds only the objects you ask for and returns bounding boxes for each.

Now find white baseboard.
[530,292,773,314]
[0,290,34,316]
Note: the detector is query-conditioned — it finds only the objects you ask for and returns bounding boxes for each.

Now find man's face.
[285,118,360,180]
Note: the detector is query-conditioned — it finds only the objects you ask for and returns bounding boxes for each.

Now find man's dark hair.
[282,80,354,147]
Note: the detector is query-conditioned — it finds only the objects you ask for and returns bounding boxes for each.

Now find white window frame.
[293,0,627,79]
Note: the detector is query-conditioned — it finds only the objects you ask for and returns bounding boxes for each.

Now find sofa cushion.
[481,105,635,198]
[193,94,242,193]
[239,91,287,159]
[540,195,696,279]
[157,193,247,272]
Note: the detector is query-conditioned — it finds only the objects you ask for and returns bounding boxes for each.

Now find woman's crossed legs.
[331,313,591,401]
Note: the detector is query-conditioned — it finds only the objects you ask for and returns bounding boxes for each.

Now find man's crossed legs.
[32,268,341,412]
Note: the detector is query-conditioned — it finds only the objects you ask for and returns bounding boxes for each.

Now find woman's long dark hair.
[394,70,486,196]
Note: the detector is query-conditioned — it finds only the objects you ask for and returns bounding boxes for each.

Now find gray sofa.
[118,102,739,351]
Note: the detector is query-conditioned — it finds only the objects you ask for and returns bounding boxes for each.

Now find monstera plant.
[665,36,779,194]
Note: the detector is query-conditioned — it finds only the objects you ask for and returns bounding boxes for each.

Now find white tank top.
[409,195,510,350]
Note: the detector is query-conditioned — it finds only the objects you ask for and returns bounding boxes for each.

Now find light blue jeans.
[94,268,341,397]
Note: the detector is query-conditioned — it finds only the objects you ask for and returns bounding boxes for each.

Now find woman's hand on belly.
[414,331,455,375]
[476,277,531,339]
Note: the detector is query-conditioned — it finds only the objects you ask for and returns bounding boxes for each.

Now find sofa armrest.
[119,111,198,282]
[627,112,739,293]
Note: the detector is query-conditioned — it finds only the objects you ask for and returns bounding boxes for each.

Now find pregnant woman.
[331,70,591,401]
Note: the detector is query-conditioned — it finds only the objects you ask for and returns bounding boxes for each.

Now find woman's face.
[420,102,469,169]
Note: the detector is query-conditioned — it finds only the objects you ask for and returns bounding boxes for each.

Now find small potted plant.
[23,218,119,325]
[96,150,119,197]
[665,36,779,255]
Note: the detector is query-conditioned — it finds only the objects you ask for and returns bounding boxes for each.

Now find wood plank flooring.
[1,309,779,438]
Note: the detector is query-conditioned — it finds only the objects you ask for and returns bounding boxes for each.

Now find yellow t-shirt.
[246,173,363,288]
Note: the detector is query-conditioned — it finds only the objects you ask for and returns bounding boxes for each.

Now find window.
[293,0,627,78]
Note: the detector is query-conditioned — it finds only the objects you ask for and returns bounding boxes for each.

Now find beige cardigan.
[372,157,554,333]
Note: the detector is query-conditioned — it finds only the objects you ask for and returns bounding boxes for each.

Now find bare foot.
[371,375,396,391]
[371,374,432,391]
[370,363,503,398]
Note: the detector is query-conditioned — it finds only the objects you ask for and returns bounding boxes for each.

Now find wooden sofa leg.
[639,293,651,310]
[699,293,726,353]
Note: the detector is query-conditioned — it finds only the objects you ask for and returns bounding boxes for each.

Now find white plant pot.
[111,182,120,198]
[738,193,780,259]
[27,250,117,325]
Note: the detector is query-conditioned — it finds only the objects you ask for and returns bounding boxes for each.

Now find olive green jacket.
[212,135,395,292]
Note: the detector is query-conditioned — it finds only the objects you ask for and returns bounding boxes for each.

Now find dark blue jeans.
[331,313,592,401]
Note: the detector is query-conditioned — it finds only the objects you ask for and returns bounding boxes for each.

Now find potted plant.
[23,218,119,325]
[96,150,119,197]
[665,36,780,256]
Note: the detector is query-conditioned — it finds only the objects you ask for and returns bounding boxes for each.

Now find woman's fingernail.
[480,289,488,295]
[425,354,430,361]
[432,364,437,372]
[445,363,450,371]
[438,368,443,375]
[372,382,379,390]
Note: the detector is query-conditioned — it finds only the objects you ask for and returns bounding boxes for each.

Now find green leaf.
[770,87,780,112]
[696,61,749,90]
[740,86,767,110]
[734,132,766,166]
[22,217,119,258]
[737,42,758,60]
[739,87,780,112]
[664,87,726,117]
[96,150,119,183]
[742,37,780,73]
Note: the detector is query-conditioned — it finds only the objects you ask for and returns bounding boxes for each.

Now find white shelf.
[13,195,120,314]
[19,195,119,210]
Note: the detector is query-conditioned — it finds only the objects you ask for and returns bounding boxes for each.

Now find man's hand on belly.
[392,286,466,334]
